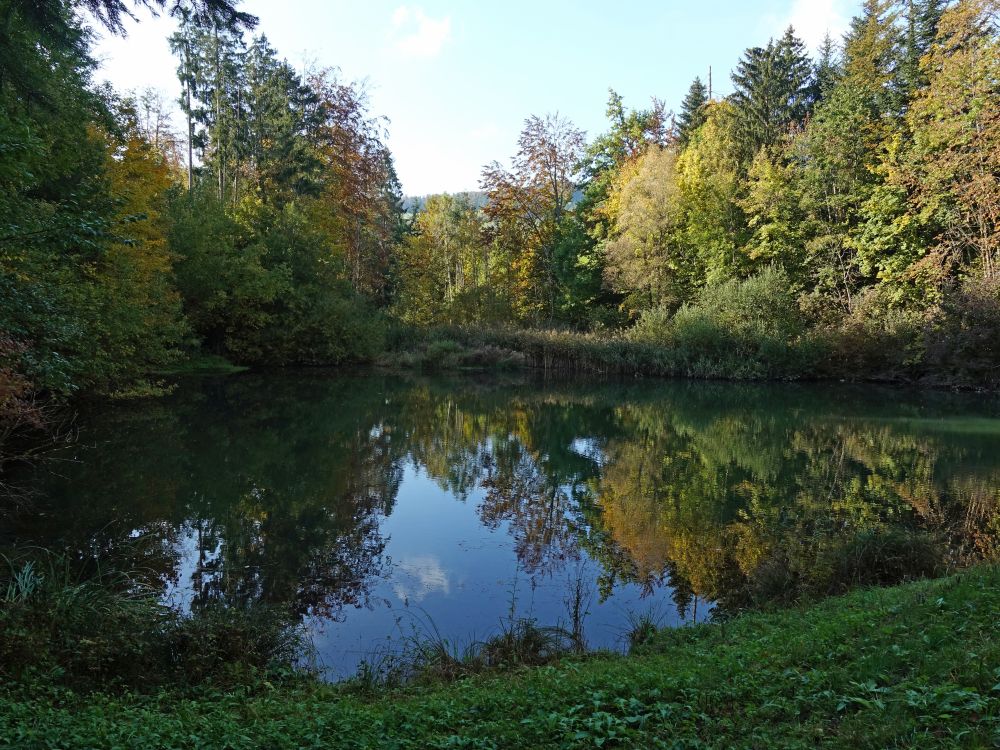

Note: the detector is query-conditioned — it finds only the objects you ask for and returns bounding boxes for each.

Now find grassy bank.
[149,353,250,377]
[382,322,1000,391]
[378,270,1000,388]
[390,324,827,379]
[3,566,999,749]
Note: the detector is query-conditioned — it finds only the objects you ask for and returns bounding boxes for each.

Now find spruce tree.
[814,32,841,102]
[775,26,814,119]
[78,0,256,33]
[730,26,813,160]
[677,76,709,145]
[900,0,948,94]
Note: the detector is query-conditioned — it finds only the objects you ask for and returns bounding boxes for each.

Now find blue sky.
[92,0,860,195]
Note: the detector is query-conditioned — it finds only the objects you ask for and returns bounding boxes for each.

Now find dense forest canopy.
[1,0,999,437]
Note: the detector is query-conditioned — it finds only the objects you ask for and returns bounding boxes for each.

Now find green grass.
[376,334,529,373]
[384,324,824,381]
[149,353,249,377]
[3,566,999,749]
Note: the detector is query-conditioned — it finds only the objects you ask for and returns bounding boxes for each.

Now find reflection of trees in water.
[164,396,405,620]
[7,375,1000,624]
[478,447,584,575]
[184,483,390,620]
[384,380,1000,613]
[588,394,1000,614]
[394,384,608,576]
[6,377,404,622]
[173,398,404,620]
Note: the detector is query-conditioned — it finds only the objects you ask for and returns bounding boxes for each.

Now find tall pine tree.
[900,0,948,94]
[814,32,841,102]
[677,76,709,144]
[730,27,814,162]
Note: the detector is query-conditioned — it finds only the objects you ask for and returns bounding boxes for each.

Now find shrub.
[742,528,945,608]
[627,306,675,347]
[821,288,926,381]
[422,338,463,370]
[818,528,945,593]
[923,275,1000,387]
[694,266,804,343]
[630,266,818,379]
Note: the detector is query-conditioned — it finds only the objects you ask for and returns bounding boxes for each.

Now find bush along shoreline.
[1,561,998,749]
[377,268,1000,391]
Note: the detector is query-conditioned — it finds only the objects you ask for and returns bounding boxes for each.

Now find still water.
[6,372,1000,678]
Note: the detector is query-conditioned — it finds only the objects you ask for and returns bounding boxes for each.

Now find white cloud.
[390,6,451,59]
[774,0,851,51]
[392,555,450,604]
[391,6,411,27]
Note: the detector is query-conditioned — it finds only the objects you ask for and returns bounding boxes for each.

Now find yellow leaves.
[602,157,642,227]
[676,102,739,177]
[903,0,1000,276]
[106,135,172,244]
[233,193,267,234]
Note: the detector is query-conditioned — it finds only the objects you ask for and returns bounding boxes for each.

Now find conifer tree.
[814,32,841,102]
[900,0,949,94]
[677,77,709,144]
[730,27,813,161]
[79,0,256,33]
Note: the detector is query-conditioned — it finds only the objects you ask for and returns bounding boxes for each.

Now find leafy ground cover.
[2,566,998,749]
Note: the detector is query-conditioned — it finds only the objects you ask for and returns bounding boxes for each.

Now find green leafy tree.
[397,194,494,325]
[842,0,904,117]
[676,102,748,284]
[903,0,1000,282]
[740,148,810,279]
[602,146,688,312]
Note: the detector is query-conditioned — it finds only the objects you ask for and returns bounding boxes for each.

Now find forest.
[2,3,1000,744]
[1,0,999,436]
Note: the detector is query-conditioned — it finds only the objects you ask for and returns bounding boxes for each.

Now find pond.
[5,372,1000,679]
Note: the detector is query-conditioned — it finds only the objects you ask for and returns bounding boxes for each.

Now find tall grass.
[0,549,307,691]
[350,577,587,691]
[351,609,577,691]
[622,606,668,653]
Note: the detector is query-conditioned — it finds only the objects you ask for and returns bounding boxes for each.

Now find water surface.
[6,372,1000,678]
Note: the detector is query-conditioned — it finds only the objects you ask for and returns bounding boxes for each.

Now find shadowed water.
[5,372,1000,678]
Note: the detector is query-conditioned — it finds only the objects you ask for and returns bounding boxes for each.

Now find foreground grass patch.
[3,566,999,749]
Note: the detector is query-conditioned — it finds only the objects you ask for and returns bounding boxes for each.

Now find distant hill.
[403,191,488,213]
